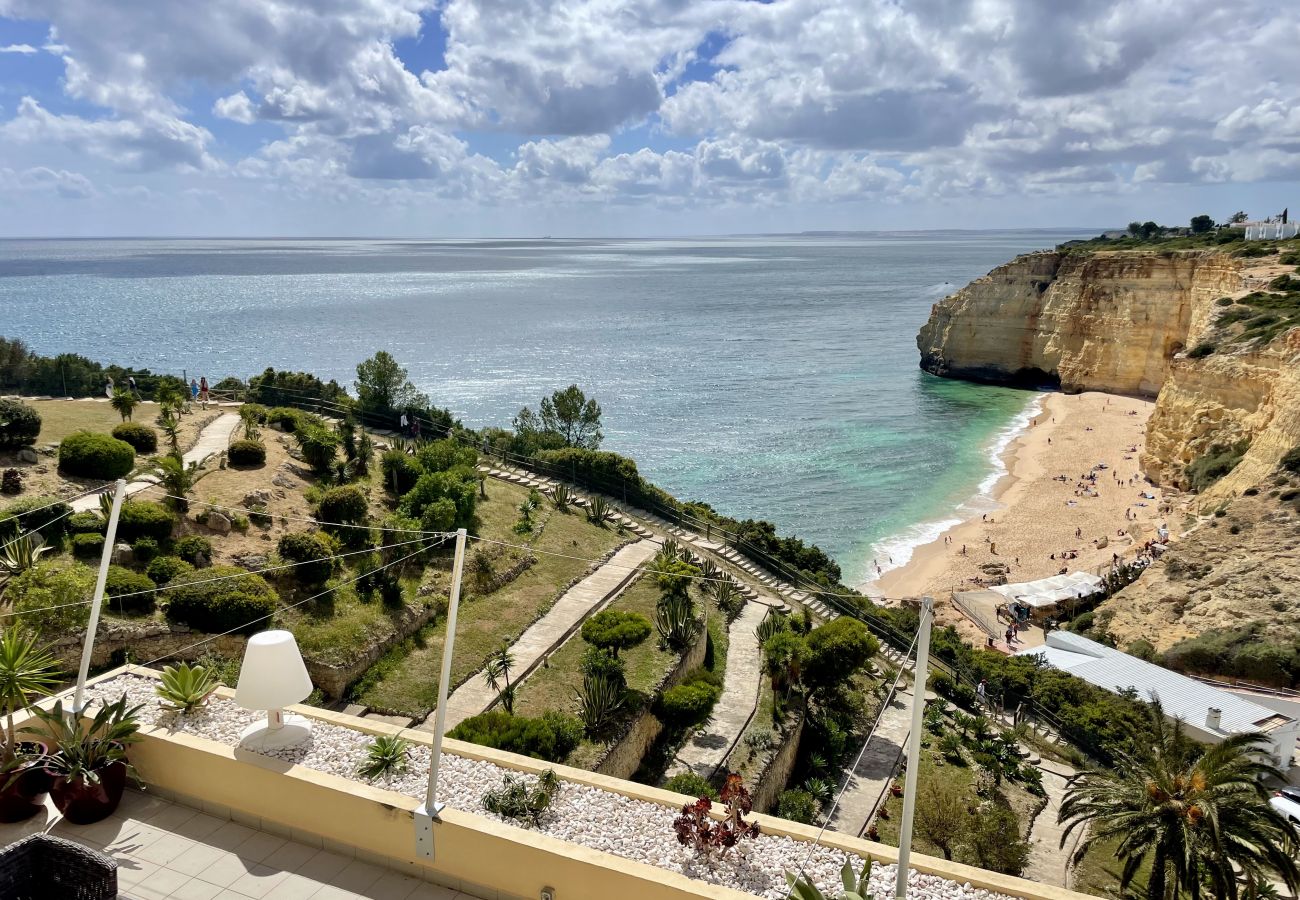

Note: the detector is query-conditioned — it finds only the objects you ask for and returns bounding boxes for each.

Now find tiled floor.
[0,789,475,900]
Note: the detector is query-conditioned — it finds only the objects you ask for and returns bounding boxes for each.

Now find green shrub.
[238,403,269,424]
[226,439,266,467]
[68,510,106,534]
[803,618,878,690]
[1185,442,1248,492]
[317,485,368,524]
[131,536,159,562]
[1187,342,1216,359]
[174,535,212,566]
[277,531,335,585]
[267,406,304,431]
[0,399,41,448]
[663,772,718,801]
[776,789,817,824]
[6,561,95,634]
[146,555,193,585]
[118,500,176,544]
[657,681,720,727]
[0,496,72,541]
[164,565,279,634]
[580,610,652,657]
[104,565,157,614]
[1282,447,1300,474]
[1232,642,1296,686]
[111,422,157,454]
[380,450,422,495]
[71,532,105,559]
[447,710,583,763]
[295,422,340,472]
[415,439,477,474]
[399,468,477,529]
[1215,296,1235,307]
[1125,639,1156,661]
[58,431,135,479]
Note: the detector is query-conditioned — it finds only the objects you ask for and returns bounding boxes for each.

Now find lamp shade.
[235,630,313,711]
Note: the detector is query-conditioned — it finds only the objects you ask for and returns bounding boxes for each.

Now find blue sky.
[0,0,1297,237]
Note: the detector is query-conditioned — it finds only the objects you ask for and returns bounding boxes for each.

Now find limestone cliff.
[917,250,1240,397]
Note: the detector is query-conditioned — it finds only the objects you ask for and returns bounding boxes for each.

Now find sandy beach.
[872,391,1173,634]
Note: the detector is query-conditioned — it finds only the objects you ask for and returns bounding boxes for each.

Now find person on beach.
[190,378,199,403]
[199,376,209,408]
[1005,626,1015,646]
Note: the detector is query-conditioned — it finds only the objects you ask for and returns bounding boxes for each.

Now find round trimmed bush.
[58,431,135,480]
[267,407,303,432]
[447,710,583,763]
[174,535,212,567]
[239,403,269,424]
[380,450,422,495]
[277,531,334,585]
[657,681,720,727]
[118,500,176,544]
[164,565,278,634]
[227,439,266,468]
[111,422,158,454]
[317,485,368,524]
[776,789,817,825]
[0,496,72,541]
[0,399,41,449]
[132,536,160,562]
[664,772,718,801]
[104,565,157,614]
[146,555,193,585]
[68,510,106,534]
[581,610,651,657]
[72,532,105,559]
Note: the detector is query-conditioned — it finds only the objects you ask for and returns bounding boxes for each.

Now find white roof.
[991,571,1103,608]
[1019,631,1294,736]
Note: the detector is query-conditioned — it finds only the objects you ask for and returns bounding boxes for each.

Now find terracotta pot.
[49,759,128,825]
[0,741,53,823]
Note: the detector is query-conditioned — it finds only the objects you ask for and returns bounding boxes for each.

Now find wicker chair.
[0,833,117,900]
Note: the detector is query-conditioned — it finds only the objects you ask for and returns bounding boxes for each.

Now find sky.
[0,0,1297,238]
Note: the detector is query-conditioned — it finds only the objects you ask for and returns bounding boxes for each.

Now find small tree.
[516,385,603,449]
[355,351,428,415]
[110,389,138,422]
[914,780,967,860]
[1230,210,1249,224]
[1140,221,1160,239]
[581,610,651,658]
[484,642,516,715]
[803,618,878,692]
[1127,221,1143,237]
[1190,214,1214,234]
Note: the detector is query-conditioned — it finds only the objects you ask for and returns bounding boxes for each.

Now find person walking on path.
[190,378,199,404]
[199,376,210,408]
[127,374,140,399]
[104,375,114,398]
[977,678,988,708]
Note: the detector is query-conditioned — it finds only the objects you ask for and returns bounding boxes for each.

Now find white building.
[1245,221,1300,240]
[1018,631,1300,766]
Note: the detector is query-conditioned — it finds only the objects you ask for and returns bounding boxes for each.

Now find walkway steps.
[421,540,658,732]
[825,686,915,837]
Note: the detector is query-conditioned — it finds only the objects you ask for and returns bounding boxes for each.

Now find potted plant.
[27,696,142,824]
[0,626,61,822]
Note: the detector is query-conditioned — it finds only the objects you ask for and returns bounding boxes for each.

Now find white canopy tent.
[990,571,1103,609]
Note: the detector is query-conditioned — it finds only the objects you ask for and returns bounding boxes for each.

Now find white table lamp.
[235,630,314,750]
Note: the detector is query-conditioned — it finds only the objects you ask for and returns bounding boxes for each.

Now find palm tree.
[483,642,516,715]
[110,389,137,422]
[0,627,61,767]
[158,411,182,453]
[1059,704,1300,900]
[153,454,198,512]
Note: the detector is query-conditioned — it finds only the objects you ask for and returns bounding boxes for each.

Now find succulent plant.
[356,734,411,781]
[155,661,220,713]
[574,670,624,737]
[481,768,560,827]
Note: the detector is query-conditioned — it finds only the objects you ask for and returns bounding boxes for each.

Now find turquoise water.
[0,232,1083,584]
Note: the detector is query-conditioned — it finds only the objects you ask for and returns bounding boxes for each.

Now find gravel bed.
[89,675,1017,900]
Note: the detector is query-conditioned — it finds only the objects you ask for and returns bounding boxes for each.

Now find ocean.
[0,231,1085,587]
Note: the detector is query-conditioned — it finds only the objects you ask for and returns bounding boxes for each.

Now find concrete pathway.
[70,413,241,512]
[1022,761,1077,888]
[667,600,768,780]
[826,685,915,836]
[423,540,658,732]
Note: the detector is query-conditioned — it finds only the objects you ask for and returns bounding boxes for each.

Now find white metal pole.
[416,528,467,856]
[72,479,127,715]
[895,596,934,900]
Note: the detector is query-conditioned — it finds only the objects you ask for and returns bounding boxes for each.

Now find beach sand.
[873,391,1173,638]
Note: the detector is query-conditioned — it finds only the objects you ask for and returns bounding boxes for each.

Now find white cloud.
[0,43,38,53]
[213,91,256,124]
[0,165,96,198]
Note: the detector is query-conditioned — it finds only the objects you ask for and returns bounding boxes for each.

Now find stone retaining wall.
[594,622,709,780]
[750,708,805,814]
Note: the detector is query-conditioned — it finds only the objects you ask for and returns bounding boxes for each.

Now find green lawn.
[351,487,626,718]
[279,569,430,666]
[1072,833,1152,899]
[27,399,128,443]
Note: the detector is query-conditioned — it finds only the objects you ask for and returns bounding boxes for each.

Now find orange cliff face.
[916,249,1241,398]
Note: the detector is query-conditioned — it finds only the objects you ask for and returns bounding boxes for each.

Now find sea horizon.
[0,231,1088,585]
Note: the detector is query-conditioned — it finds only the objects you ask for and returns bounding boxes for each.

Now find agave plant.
[755,609,791,644]
[660,537,683,561]
[712,581,745,618]
[355,431,374,476]
[550,483,572,511]
[98,491,114,519]
[574,670,624,737]
[356,735,410,781]
[698,559,722,590]
[155,662,219,713]
[586,496,611,525]
[481,768,560,827]
[0,532,51,587]
[655,593,697,650]
[804,777,834,809]
[785,858,876,900]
